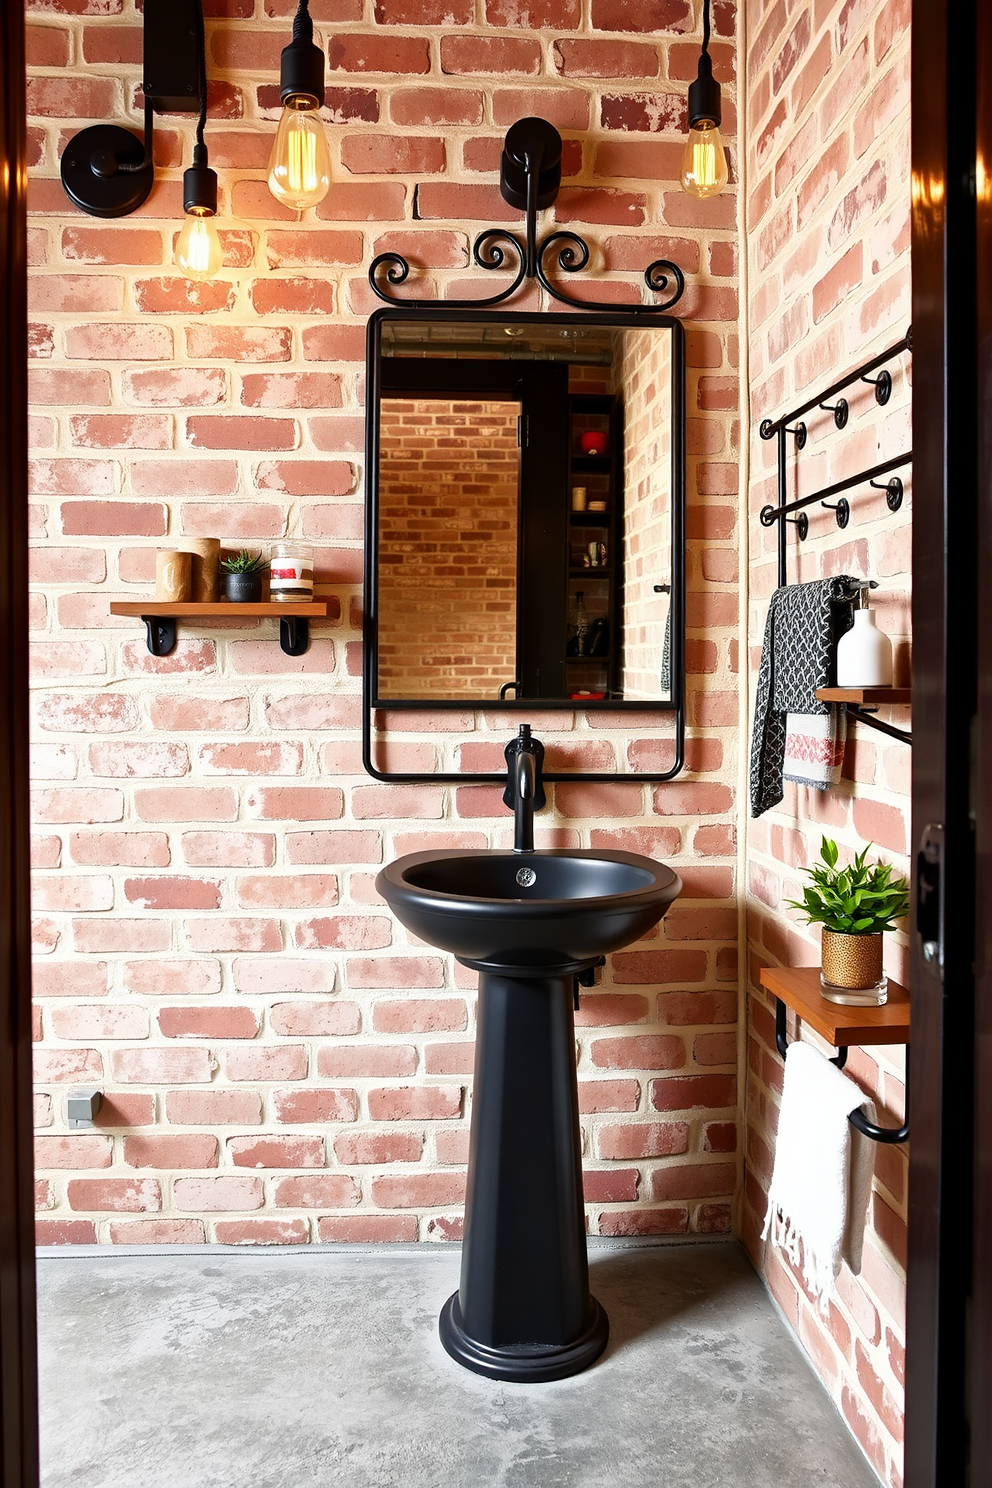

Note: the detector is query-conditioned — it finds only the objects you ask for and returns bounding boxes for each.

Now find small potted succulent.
[221,549,267,603]
[786,836,910,1006]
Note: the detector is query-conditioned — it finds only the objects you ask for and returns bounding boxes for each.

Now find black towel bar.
[759,327,911,440]
[774,998,910,1144]
[758,451,912,530]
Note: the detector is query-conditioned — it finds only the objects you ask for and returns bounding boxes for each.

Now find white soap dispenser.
[836,585,893,687]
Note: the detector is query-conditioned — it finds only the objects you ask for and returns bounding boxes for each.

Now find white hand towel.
[761,1041,877,1310]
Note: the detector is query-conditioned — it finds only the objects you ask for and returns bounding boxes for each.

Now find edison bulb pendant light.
[681,0,728,201]
[268,102,331,211]
[268,0,330,211]
[176,210,223,281]
[176,142,222,282]
[681,119,729,199]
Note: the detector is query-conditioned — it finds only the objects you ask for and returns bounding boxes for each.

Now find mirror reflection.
[371,314,683,706]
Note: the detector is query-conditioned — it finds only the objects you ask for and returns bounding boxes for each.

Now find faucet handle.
[501,728,547,812]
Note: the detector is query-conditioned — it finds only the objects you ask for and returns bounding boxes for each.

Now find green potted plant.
[786,836,910,1006]
[221,549,267,603]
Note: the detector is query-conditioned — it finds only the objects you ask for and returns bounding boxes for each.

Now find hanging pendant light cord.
[294,0,314,43]
[702,0,710,54]
[193,0,208,165]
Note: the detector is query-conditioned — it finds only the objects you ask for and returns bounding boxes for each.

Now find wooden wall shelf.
[759,965,911,1047]
[815,687,911,705]
[110,601,328,658]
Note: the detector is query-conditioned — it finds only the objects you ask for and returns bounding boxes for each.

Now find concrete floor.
[37,1239,880,1488]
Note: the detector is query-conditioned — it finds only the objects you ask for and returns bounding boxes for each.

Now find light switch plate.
[66,1088,102,1129]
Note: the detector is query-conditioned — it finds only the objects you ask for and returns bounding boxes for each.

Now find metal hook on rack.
[785,421,807,450]
[786,512,809,540]
[870,476,904,512]
[818,397,849,429]
[861,369,892,405]
[820,497,850,529]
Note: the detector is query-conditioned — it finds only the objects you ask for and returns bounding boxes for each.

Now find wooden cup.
[180,538,221,602]
[155,550,191,602]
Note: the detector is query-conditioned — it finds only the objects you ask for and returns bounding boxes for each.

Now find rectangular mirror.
[364,309,686,780]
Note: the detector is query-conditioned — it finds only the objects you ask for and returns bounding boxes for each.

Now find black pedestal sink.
[377,847,682,1382]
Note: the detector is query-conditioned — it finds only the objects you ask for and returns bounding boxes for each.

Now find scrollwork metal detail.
[368,228,687,315]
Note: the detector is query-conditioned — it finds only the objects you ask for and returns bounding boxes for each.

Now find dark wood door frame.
[968,0,992,1475]
[907,0,989,1483]
[0,1,40,1485]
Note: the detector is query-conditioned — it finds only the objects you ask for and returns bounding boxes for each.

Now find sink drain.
[515,866,537,887]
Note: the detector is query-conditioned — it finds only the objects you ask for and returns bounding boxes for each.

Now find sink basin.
[377,848,682,966]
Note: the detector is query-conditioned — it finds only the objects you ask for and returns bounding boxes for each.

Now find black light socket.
[183,143,217,215]
[499,117,562,211]
[280,0,325,109]
[687,49,722,129]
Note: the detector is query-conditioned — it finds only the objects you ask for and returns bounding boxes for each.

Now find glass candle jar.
[269,542,314,601]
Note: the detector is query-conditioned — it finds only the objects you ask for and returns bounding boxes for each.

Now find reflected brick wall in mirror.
[377,398,519,700]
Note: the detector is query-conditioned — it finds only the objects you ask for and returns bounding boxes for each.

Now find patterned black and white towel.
[750,577,856,817]
[660,600,672,695]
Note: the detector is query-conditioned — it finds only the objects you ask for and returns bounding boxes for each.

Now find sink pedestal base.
[439,961,609,1382]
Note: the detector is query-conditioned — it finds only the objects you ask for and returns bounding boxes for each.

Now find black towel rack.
[758,327,912,581]
[756,329,913,748]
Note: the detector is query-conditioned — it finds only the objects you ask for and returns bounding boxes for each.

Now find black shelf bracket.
[279,616,309,657]
[775,997,909,1143]
[141,616,177,657]
[137,614,311,657]
[844,702,912,746]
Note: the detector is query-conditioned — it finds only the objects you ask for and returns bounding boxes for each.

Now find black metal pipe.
[759,328,912,439]
[774,997,909,1142]
[776,425,787,588]
[760,450,913,526]
[775,997,847,1068]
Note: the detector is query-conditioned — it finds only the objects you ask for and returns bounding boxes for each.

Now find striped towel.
[783,709,847,790]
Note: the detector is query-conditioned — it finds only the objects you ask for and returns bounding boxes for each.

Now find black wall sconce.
[369,116,686,315]
[60,0,211,221]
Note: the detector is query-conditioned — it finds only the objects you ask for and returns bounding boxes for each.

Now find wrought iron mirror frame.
[362,306,687,785]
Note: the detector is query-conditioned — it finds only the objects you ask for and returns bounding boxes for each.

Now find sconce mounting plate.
[60,123,154,218]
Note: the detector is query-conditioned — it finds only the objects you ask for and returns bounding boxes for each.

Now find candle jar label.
[270,543,314,601]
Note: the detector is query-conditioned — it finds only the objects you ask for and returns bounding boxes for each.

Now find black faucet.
[502,724,546,853]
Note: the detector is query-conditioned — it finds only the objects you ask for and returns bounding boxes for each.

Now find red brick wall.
[27,1,742,1249]
[743,0,910,1481]
[377,397,519,699]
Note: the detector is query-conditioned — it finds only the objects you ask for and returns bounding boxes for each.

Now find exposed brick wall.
[27,0,742,1252]
[743,0,910,1481]
[377,397,519,699]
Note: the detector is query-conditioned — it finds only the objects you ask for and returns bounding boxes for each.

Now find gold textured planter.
[820,929,887,1006]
